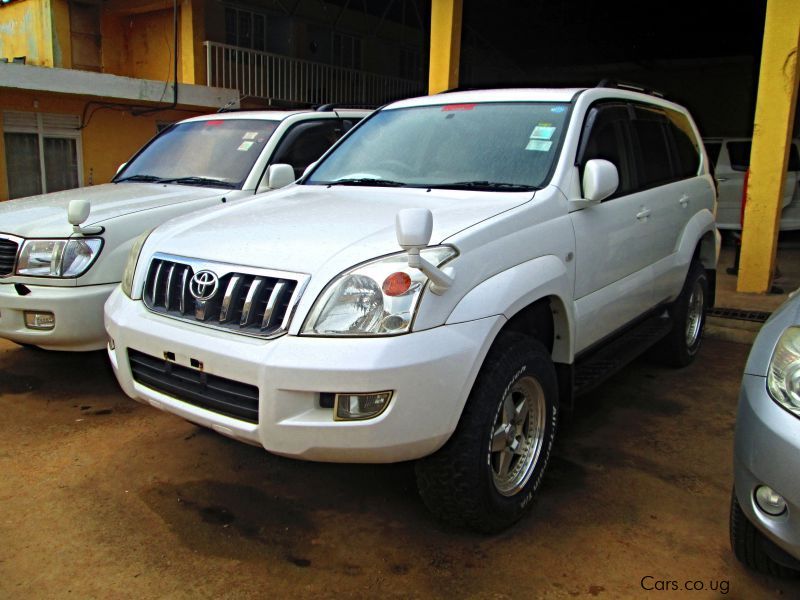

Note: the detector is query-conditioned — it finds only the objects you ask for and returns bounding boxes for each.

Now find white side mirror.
[582,159,619,203]
[396,208,433,251]
[395,208,453,294]
[260,163,295,192]
[68,199,91,226]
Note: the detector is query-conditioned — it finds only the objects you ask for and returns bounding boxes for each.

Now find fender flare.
[445,255,575,363]
[675,209,718,268]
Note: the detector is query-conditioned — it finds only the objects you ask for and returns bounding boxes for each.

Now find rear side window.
[665,108,701,178]
[727,141,750,171]
[577,103,636,198]
[704,142,722,167]
[630,105,674,189]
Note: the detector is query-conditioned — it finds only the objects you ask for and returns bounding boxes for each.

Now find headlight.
[121,230,152,299]
[767,326,800,417]
[16,238,102,277]
[302,246,457,336]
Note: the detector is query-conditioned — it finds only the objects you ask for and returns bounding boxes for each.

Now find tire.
[415,333,558,533]
[657,260,708,367]
[730,491,799,578]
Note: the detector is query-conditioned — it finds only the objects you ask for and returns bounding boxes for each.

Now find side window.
[726,141,751,172]
[577,104,635,199]
[631,105,674,189]
[270,120,346,178]
[664,108,701,178]
[787,143,800,172]
[704,142,722,168]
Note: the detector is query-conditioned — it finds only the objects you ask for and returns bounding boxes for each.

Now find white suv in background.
[704,137,800,230]
[106,86,718,532]
[0,108,368,350]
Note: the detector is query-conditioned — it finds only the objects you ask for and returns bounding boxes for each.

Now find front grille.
[128,349,259,423]
[143,255,302,338]
[0,237,19,276]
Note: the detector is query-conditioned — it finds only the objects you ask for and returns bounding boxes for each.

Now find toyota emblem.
[189,270,219,301]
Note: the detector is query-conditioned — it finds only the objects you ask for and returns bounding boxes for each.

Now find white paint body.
[106,88,719,462]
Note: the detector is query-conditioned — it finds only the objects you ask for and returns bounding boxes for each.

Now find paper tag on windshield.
[530,124,556,140]
[243,131,258,140]
[237,141,255,151]
[526,139,552,151]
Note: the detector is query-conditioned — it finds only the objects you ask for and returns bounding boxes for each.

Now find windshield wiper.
[432,181,539,192]
[157,176,236,188]
[327,177,405,187]
[114,174,163,183]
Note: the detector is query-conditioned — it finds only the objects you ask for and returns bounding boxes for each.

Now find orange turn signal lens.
[382,272,412,296]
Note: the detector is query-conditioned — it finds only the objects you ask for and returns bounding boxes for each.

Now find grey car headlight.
[121,230,152,299]
[301,246,457,336]
[767,326,800,417]
[16,238,103,278]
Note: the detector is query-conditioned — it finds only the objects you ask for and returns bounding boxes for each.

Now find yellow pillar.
[428,0,463,94]
[179,0,205,85]
[737,0,800,293]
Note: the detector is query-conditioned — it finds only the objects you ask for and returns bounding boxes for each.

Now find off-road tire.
[415,333,558,533]
[730,491,799,578]
[657,260,708,367]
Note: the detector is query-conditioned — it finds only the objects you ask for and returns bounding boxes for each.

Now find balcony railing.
[204,41,424,107]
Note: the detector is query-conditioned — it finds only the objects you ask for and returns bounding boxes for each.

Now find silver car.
[731,289,800,576]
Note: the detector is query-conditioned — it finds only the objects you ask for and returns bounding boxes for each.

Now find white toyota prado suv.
[0,107,367,350]
[105,85,719,532]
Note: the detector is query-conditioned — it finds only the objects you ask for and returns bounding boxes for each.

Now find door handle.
[679,194,689,207]
[715,177,728,182]
[636,208,651,221]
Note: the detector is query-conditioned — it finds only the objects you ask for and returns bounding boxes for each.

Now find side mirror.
[259,163,295,193]
[68,199,91,226]
[395,208,453,294]
[582,159,619,203]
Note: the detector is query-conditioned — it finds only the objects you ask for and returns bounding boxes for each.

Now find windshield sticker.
[237,141,255,151]
[526,139,552,152]
[243,131,258,140]
[550,106,567,113]
[530,124,556,140]
[442,103,476,111]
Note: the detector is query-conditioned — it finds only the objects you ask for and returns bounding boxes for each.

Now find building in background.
[0,0,428,201]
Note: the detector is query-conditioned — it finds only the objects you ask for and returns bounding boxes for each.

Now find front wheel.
[415,333,558,533]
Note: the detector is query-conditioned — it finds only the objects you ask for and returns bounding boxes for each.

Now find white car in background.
[704,137,800,230]
[0,108,368,350]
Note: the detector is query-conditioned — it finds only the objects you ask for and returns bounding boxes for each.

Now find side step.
[574,313,673,397]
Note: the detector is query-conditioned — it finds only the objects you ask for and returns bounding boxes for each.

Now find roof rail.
[314,103,376,112]
[596,79,665,98]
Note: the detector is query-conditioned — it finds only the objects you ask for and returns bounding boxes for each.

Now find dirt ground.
[1,336,800,599]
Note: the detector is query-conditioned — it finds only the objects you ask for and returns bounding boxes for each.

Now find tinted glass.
[271,120,353,178]
[704,142,722,167]
[665,108,700,178]
[118,119,279,188]
[632,106,674,188]
[789,144,800,171]
[727,141,750,172]
[307,102,570,191]
[579,104,634,197]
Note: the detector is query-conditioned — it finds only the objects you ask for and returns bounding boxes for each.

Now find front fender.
[445,254,575,362]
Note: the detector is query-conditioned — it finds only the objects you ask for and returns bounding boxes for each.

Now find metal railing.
[204,41,424,106]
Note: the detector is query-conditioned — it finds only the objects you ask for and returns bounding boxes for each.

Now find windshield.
[115,119,279,189]
[306,102,570,191]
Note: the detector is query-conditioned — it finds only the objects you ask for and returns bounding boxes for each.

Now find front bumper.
[0,281,117,351]
[734,373,800,561]
[105,287,503,463]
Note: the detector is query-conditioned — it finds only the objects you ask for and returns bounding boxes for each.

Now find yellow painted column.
[179,0,205,85]
[737,0,800,293]
[428,0,463,94]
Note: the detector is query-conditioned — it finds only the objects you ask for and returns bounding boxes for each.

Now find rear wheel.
[656,260,708,367]
[415,333,558,533]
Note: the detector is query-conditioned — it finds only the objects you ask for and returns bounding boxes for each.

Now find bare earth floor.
[1,336,800,599]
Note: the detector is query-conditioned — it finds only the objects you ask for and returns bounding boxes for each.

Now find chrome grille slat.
[143,256,302,339]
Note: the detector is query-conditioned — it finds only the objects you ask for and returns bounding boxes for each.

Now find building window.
[225,7,266,51]
[3,112,82,199]
[332,32,362,70]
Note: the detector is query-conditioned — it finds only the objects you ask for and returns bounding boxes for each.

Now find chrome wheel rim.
[489,376,546,497]
[685,281,705,348]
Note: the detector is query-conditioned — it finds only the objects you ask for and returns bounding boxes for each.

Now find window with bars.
[2,112,82,199]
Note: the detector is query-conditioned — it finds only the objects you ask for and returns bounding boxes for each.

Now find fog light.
[755,485,787,516]
[334,391,393,420]
[24,311,55,330]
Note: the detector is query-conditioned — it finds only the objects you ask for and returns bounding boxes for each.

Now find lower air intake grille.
[142,256,301,338]
[0,237,19,276]
[128,349,259,423]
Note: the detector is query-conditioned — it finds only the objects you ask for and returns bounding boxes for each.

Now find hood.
[0,183,225,238]
[146,184,534,275]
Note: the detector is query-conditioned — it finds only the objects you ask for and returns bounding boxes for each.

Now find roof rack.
[596,79,665,98]
[314,103,376,112]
